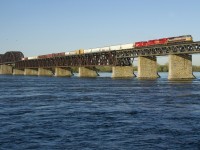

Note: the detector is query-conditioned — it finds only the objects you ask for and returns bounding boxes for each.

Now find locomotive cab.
[185,35,193,42]
[168,35,193,44]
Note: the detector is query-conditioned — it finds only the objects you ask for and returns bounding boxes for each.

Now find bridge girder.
[10,41,200,69]
[1,51,24,64]
[15,51,117,69]
[116,41,200,58]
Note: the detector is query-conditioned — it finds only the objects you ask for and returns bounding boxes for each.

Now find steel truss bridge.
[1,41,200,69]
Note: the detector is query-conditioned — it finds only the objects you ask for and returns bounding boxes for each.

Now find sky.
[0,0,200,65]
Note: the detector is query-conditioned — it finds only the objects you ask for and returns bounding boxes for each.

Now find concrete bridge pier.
[55,67,73,77]
[79,67,99,77]
[24,68,38,76]
[13,69,24,75]
[112,66,135,78]
[168,54,195,80]
[38,68,53,76]
[0,65,13,75]
[137,56,160,79]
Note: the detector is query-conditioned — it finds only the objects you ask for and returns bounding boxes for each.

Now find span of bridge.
[1,41,200,80]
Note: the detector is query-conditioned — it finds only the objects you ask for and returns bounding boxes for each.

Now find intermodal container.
[84,49,92,54]
[110,45,121,50]
[52,52,65,57]
[121,43,134,49]
[100,47,110,51]
[91,48,101,53]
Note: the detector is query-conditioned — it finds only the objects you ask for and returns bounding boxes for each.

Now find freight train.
[23,35,193,60]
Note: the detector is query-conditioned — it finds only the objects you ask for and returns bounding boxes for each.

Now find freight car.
[83,43,134,54]
[52,52,65,57]
[65,49,84,55]
[27,56,38,60]
[120,43,135,49]
[100,47,110,51]
[37,52,66,59]
[65,51,76,55]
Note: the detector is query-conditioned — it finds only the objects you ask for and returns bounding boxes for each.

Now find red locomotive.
[135,35,193,48]
[135,41,148,47]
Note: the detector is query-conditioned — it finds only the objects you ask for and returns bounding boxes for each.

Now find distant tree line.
[192,65,200,72]
[157,64,200,72]
[157,64,168,72]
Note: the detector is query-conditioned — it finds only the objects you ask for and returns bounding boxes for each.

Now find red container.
[52,52,65,57]
[38,54,53,59]
[47,54,53,58]
[38,55,45,59]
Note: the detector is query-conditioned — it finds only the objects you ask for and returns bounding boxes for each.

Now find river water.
[0,73,200,150]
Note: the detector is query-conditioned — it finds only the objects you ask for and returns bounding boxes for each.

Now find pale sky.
[0,0,200,65]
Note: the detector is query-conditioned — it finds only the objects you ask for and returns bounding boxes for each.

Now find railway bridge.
[1,41,200,80]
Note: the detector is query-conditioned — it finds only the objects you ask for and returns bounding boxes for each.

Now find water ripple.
[0,74,200,149]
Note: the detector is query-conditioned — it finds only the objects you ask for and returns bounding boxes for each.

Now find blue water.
[0,73,200,150]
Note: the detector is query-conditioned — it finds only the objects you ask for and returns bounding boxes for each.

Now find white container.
[68,51,76,55]
[110,45,121,50]
[65,52,70,55]
[65,51,76,55]
[84,49,92,54]
[121,43,135,49]
[91,48,101,53]
[28,56,38,60]
[100,47,110,51]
